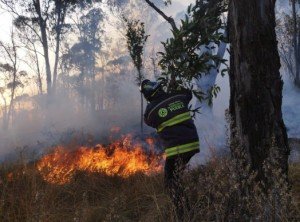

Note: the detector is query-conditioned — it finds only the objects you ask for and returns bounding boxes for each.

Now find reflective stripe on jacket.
[144,88,199,158]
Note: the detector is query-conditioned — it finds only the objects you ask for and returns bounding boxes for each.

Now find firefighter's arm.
[143,115,151,127]
[143,106,154,128]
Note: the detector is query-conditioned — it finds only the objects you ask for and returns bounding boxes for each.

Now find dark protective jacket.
[144,88,200,158]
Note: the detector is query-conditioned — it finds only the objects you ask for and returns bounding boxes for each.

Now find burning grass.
[0,133,300,221]
[36,134,163,185]
[1,155,300,221]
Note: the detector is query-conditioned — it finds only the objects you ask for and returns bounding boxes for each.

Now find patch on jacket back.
[157,100,185,118]
[168,101,184,112]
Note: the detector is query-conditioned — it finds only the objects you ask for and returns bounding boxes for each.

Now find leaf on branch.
[157,0,228,106]
[124,17,149,85]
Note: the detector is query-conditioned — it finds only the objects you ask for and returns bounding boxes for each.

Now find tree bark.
[297,24,300,86]
[1,33,18,129]
[7,66,17,129]
[138,69,144,134]
[32,40,43,94]
[291,0,300,86]
[0,94,8,130]
[228,0,289,185]
[196,30,227,114]
[52,2,66,91]
[144,0,177,31]
[34,0,52,95]
[141,92,144,134]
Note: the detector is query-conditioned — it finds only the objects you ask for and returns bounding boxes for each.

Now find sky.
[0,9,13,42]
[0,0,194,103]
[0,0,193,42]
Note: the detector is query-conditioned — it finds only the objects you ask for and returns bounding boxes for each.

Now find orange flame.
[7,172,14,182]
[37,134,164,185]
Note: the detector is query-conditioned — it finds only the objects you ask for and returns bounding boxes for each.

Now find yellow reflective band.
[165,141,200,157]
[157,112,191,132]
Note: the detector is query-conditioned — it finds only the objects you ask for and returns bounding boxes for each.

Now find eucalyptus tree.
[0,0,100,95]
[63,7,104,112]
[0,31,27,129]
[228,0,289,194]
[14,16,44,94]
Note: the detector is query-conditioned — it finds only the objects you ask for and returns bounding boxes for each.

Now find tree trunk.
[98,70,104,111]
[228,0,289,185]
[90,34,97,113]
[297,24,300,86]
[52,23,61,92]
[292,0,300,87]
[1,94,8,130]
[32,42,43,94]
[7,68,17,129]
[52,3,66,92]
[140,91,144,134]
[196,31,227,114]
[296,3,300,87]
[35,0,52,96]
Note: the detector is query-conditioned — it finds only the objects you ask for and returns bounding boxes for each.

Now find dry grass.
[0,154,299,222]
[290,163,300,210]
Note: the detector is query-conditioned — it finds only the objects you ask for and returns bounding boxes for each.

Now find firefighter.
[140,79,200,220]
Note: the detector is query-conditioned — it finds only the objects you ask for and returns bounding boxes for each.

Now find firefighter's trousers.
[164,152,195,221]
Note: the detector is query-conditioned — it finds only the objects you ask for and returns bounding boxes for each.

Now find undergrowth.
[0,154,299,222]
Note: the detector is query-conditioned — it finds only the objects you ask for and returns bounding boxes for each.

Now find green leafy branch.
[124,18,149,85]
[158,0,228,103]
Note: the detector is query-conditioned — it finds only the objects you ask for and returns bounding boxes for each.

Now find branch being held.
[144,0,177,30]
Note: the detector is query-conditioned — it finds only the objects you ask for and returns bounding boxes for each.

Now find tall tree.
[0,0,97,95]
[0,31,27,129]
[51,0,99,90]
[64,7,103,112]
[31,0,52,95]
[228,0,289,186]
[14,15,44,94]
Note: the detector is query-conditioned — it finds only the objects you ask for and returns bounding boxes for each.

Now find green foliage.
[206,84,221,106]
[64,8,103,73]
[124,18,149,85]
[158,0,228,103]
[13,15,39,30]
